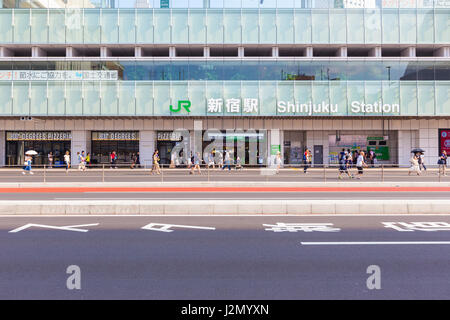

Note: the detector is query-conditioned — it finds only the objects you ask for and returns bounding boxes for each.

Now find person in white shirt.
[355,151,368,179]
[64,151,71,174]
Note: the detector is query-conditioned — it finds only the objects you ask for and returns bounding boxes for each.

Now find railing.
[4,162,449,183]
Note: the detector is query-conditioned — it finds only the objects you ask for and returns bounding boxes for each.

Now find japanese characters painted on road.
[263,223,341,233]
[383,222,450,232]
[9,223,99,233]
[141,223,216,233]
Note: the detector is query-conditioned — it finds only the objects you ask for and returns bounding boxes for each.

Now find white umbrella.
[25,150,38,156]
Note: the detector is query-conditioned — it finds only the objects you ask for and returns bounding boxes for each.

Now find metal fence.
[3,162,449,183]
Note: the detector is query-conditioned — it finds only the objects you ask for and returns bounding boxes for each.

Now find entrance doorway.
[5,131,71,166]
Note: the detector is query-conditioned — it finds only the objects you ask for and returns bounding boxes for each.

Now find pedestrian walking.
[355,151,368,179]
[22,155,33,175]
[136,152,140,168]
[275,151,282,174]
[235,156,243,171]
[438,150,447,176]
[47,152,53,169]
[190,152,202,175]
[222,151,232,171]
[418,153,426,173]
[152,150,161,175]
[64,151,71,173]
[409,154,421,176]
[338,151,352,179]
[303,148,312,173]
[86,152,91,167]
[110,151,117,169]
[207,152,215,169]
[131,153,136,169]
[369,150,376,168]
[78,151,86,171]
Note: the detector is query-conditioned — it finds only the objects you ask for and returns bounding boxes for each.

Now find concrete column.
[368,47,382,57]
[0,47,13,57]
[135,47,143,57]
[0,131,5,167]
[139,130,156,168]
[272,46,279,57]
[238,47,245,58]
[32,47,46,57]
[398,130,419,166]
[193,120,203,160]
[71,130,90,166]
[169,47,176,57]
[401,47,416,57]
[337,47,347,57]
[305,130,329,165]
[66,47,75,57]
[304,46,313,57]
[100,47,112,57]
[434,47,450,57]
[418,127,438,166]
[203,46,210,57]
[269,129,281,166]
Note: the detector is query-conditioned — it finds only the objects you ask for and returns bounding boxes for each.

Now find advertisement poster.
[440,129,450,155]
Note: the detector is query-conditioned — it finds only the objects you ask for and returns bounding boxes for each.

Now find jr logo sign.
[170,100,191,113]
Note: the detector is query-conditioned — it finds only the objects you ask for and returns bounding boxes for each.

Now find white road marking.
[300,241,450,245]
[142,223,216,233]
[9,223,99,233]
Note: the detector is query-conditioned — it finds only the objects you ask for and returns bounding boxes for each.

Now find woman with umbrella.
[22,150,37,175]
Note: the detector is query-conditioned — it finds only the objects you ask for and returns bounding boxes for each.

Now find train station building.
[0,0,449,167]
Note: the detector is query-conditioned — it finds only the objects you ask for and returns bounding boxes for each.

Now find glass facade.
[0,80,447,117]
[1,61,449,81]
[0,8,448,45]
[2,0,449,9]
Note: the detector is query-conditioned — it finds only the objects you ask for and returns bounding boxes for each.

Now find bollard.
[43,164,46,183]
[323,164,326,182]
[102,164,105,183]
[381,164,384,182]
[161,164,164,183]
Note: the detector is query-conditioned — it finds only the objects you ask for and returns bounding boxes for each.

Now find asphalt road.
[2,215,450,299]
[0,168,447,183]
[1,191,450,201]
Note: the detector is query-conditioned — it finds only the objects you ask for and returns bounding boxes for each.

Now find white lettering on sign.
[207,98,223,113]
[277,100,400,115]
[141,223,216,233]
[6,131,71,141]
[382,222,450,232]
[226,98,241,113]
[93,132,138,141]
[9,223,99,233]
[263,223,341,233]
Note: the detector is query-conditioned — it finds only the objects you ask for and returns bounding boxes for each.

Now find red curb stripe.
[0,187,450,193]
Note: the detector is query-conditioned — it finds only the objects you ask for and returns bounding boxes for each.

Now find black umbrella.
[411,148,425,153]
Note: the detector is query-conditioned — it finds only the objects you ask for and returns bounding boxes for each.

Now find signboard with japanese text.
[0,71,118,81]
